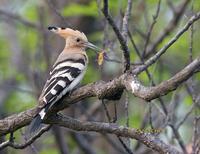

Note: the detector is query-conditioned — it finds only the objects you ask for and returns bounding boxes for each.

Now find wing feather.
[40,58,86,107]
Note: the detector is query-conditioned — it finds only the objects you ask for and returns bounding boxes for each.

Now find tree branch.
[0,55,199,137]
[0,125,50,150]
[0,9,199,153]
[46,114,181,154]
[122,0,133,42]
[102,0,131,72]
[133,11,200,75]
[144,0,191,58]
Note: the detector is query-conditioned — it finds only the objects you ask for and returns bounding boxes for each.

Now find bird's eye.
[76,38,80,42]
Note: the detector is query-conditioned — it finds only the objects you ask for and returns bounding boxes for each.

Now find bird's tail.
[28,104,51,135]
[28,113,43,134]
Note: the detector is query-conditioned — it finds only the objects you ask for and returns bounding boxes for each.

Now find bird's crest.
[48,26,88,42]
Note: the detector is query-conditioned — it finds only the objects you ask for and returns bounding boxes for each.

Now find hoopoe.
[29,26,100,133]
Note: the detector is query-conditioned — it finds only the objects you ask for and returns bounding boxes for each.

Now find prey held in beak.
[84,42,107,66]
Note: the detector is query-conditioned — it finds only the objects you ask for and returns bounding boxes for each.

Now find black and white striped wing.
[29,58,87,133]
[41,58,86,107]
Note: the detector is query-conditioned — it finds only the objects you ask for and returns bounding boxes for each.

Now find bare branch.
[117,137,133,154]
[129,56,200,101]
[133,11,200,75]
[168,124,187,153]
[0,55,199,136]
[0,126,50,150]
[71,133,96,154]
[47,114,181,154]
[142,0,161,57]
[144,0,191,58]
[52,126,69,154]
[102,0,130,72]
[122,0,133,42]
[102,99,133,154]
[103,134,126,153]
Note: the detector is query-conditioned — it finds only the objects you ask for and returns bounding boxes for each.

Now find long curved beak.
[84,42,101,52]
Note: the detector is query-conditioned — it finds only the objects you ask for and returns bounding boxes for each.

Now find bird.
[29,26,100,134]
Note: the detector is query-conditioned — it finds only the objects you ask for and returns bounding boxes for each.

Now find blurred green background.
[0,0,200,154]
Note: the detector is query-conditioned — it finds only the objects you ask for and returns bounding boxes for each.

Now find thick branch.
[0,56,199,136]
[47,114,181,154]
[127,56,200,101]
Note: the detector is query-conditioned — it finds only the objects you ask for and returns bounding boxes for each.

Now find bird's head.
[48,26,100,51]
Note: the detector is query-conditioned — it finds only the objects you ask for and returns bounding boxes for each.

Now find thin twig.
[103,134,126,153]
[118,137,133,154]
[192,116,199,154]
[142,0,161,57]
[144,0,190,58]
[189,13,194,62]
[102,99,112,122]
[0,126,50,150]
[176,104,194,129]
[121,0,132,73]
[102,0,131,72]
[149,103,154,129]
[20,129,38,154]
[71,133,96,154]
[133,11,200,75]
[102,99,133,154]
[122,0,133,43]
[168,124,187,153]
[52,126,69,154]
